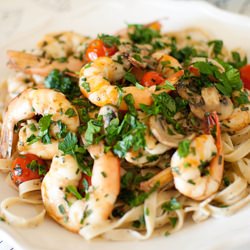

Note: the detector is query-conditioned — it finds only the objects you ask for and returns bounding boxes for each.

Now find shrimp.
[79,56,183,109]
[170,112,224,201]
[7,50,84,77]
[36,31,89,60]
[0,88,79,158]
[41,151,120,233]
[7,72,44,99]
[221,104,250,132]
[154,54,184,85]
[7,32,90,77]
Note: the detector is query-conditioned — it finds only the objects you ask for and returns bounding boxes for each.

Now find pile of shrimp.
[0,21,250,241]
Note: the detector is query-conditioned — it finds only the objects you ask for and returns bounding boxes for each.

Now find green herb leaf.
[84,117,103,145]
[66,185,83,200]
[124,72,138,85]
[161,198,181,211]
[229,51,247,69]
[27,160,47,175]
[58,132,78,155]
[178,139,191,158]
[128,24,161,44]
[81,77,91,92]
[45,69,81,99]
[169,217,178,228]
[58,204,65,214]
[65,108,77,118]
[98,34,120,47]
[124,94,137,116]
[208,40,223,57]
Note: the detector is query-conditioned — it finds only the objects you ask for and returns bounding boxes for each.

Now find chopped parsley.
[26,115,52,145]
[140,92,176,118]
[98,34,120,47]
[81,77,91,92]
[192,61,243,97]
[208,40,223,57]
[66,185,83,200]
[58,204,66,214]
[229,51,247,69]
[161,198,181,212]
[169,217,178,228]
[128,24,161,44]
[58,132,91,175]
[58,132,78,155]
[27,160,47,175]
[84,116,103,145]
[45,69,81,99]
[177,139,191,158]
[65,108,77,118]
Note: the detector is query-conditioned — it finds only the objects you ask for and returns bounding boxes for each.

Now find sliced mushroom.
[144,128,170,155]
[183,86,233,121]
[149,115,187,148]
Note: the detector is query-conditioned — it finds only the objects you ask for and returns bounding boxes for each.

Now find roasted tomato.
[240,64,250,90]
[85,39,117,62]
[10,154,47,186]
[141,71,164,87]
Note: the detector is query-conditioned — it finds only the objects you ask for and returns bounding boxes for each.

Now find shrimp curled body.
[171,113,224,200]
[79,56,183,110]
[41,152,120,233]
[0,88,79,158]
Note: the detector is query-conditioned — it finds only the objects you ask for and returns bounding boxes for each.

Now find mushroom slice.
[149,115,190,148]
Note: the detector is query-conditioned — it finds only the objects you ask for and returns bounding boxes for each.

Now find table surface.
[0,0,249,249]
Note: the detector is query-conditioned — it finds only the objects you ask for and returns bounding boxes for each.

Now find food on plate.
[0,21,250,240]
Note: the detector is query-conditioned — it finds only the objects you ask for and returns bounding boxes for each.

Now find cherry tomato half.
[11,154,47,186]
[141,71,164,87]
[85,39,117,62]
[240,64,250,90]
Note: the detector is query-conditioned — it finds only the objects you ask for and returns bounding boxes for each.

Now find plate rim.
[0,1,250,249]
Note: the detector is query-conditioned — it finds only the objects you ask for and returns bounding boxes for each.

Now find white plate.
[0,0,250,249]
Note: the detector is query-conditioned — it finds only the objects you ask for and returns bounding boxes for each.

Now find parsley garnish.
[193,61,243,96]
[161,198,181,211]
[128,24,161,44]
[66,185,83,200]
[65,108,77,118]
[58,132,91,175]
[169,217,178,228]
[27,160,47,175]
[81,77,91,92]
[39,115,52,144]
[140,92,176,118]
[84,116,103,145]
[98,34,120,47]
[26,115,52,145]
[45,69,81,99]
[229,51,247,69]
[208,40,223,57]
[124,72,138,85]
[177,139,191,158]
[58,204,65,214]
[58,132,78,155]
[29,123,37,132]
